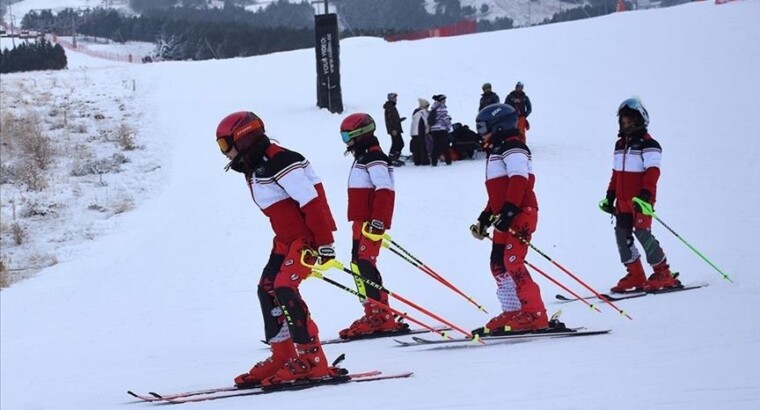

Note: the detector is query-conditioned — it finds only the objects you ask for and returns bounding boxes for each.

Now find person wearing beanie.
[479,82,500,111]
[410,98,431,166]
[428,94,452,166]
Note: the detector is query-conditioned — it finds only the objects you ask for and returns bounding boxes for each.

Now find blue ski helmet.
[475,103,518,135]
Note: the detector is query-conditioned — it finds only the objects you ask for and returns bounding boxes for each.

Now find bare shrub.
[1,111,21,152]
[71,153,129,177]
[111,195,135,215]
[70,143,94,176]
[0,259,9,288]
[18,118,56,170]
[0,162,16,184]
[114,124,137,151]
[17,162,47,191]
[70,122,89,134]
[10,222,28,245]
[28,253,58,270]
[14,161,48,191]
[18,198,58,218]
[88,203,107,212]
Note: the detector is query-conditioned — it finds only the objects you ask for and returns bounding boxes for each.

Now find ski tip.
[126,390,138,398]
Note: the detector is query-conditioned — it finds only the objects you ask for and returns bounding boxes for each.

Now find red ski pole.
[524,261,601,313]
[304,254,477,340]
[475,227,602,313]
[309,270,453,340]
[507,228,633,320]
[380,231,489,314]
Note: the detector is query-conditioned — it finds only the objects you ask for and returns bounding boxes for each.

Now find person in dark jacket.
[504,81,532,143]
[599,97,682,293]
[383,92,405,166]
[479,82,500,111]
[451,122,482,160]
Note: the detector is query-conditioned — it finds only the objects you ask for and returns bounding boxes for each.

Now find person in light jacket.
[429,94,452,166]
[410,98,431,165]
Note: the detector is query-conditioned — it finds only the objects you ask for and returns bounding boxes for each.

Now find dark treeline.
[334,0,474,32]
[18,1,485,61]
[548,0,693,24]
[549,0,621,24]
[14,0,694,62]
[0,39,67,73]
[20,8,84,37]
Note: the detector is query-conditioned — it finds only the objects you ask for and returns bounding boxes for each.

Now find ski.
[555,283,708,303]
[394,328,610,347]
[158,372,413,404]
[127,371,383,403]
[271,326,451,346]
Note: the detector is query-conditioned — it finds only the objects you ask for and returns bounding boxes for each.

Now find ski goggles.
[475,121,489,135]
[618,98,643,112]
[217,135,234,154]
[340,123,375,143]
[217,119,265,154]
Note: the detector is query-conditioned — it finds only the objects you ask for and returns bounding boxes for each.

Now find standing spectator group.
[380,82,532,167]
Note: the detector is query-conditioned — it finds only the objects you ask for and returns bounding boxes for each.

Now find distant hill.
[2,0,582,30]
[2,0,690,36]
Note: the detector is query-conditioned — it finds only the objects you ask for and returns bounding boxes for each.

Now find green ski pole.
[633,197,733,283]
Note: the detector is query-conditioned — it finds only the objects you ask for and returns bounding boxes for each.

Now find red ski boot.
[339,304,408,339]
[610,259,647,293]
[261,340,346,387]
[643,261,681,292]
[234,339,297,388]
[475,309,550,336]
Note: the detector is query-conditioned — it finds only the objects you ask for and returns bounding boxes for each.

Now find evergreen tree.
[0,39,66,73]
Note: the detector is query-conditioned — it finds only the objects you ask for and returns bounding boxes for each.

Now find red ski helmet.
[216,111,266,154]
[340,113,376,144]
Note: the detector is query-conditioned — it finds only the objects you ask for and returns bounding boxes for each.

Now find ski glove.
[493,202,520,232]
[632,190,654,216]
[471,210,493,240]
[598,191,616,214]
[316,244,336,265]
[362,220,385,242]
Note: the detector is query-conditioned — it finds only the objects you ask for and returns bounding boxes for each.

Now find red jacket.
[347,145,395,228]
[607,133,662,214]
[247,144,336,246]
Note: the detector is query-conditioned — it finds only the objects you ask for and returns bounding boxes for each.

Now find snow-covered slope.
[2,1,759,409]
